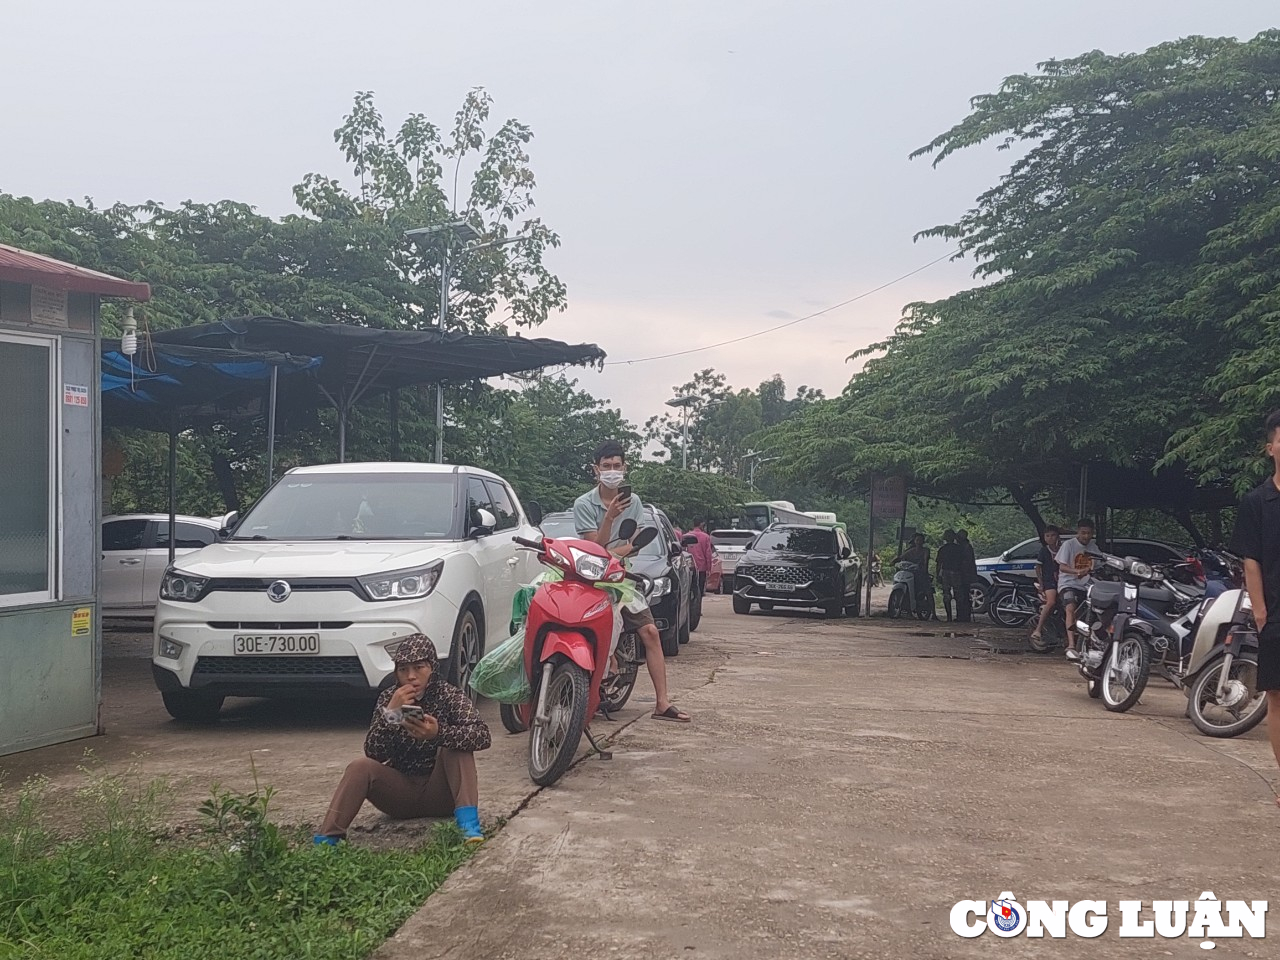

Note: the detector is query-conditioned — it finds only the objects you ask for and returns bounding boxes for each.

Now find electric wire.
[605,248,958,366]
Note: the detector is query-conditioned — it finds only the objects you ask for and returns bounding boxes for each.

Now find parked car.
[732,523,863,618]
[974,535,1195,611]
[102,514,224,618]
[705,551,724,594]
[539,505,696,657]
[151,463,544,721]
[711,528,757,593]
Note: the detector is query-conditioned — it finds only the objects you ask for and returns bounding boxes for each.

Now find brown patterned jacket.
[363,676,492,776]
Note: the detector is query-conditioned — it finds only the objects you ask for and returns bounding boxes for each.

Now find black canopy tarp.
[151,317,607,460]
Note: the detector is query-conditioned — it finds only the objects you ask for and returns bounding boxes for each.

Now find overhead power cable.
[605,249,958,366]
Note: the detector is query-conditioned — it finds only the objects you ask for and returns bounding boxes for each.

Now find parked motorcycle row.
[987,548,1266,739]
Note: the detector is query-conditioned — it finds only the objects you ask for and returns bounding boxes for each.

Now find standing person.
[954,530,978,623]
[935,530,962,622]
[314,635,490,845]
[1055,518,1103,661]
[1029,526,1062,643]
[688,519,714,599]
[1228,409,1280,808]
[573,440,691,723]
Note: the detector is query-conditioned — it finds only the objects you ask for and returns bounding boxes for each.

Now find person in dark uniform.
[1228,409,1280,807]
[935,530,963,622]
[954,529,977,623]
[1030,525,1062,643]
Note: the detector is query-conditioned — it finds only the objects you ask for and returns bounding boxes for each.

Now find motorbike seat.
[992,572,1035,587]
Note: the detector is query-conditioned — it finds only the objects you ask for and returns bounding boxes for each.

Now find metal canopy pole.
[338,393,347,463]
[390,388,400,460]
[435,238,450,464]
[167,414,178,566]
[265,364,278,488]
[865,476,876,618]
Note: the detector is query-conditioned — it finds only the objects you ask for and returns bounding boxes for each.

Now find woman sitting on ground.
[314,634,491,845]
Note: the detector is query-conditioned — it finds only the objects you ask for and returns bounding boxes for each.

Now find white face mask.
[598,469,625,489]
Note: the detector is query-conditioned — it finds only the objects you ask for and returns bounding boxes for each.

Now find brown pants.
[317,749,479,838]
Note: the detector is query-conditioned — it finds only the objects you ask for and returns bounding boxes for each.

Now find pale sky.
[5,1,1276,428]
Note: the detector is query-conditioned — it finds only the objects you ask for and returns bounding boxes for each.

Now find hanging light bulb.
[121,307,138,356]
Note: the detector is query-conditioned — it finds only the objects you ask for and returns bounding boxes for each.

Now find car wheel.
[970,581,990,614]
[688,582,703,633]
[846,580,862,616]
[161,690,224,723]
[449,606,483,700]
[824,597,845,619]
[732,594,752,615]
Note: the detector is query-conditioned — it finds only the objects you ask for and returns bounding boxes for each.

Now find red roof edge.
[0,243,151,301]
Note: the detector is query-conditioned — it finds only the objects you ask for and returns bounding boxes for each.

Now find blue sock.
[453,805,484,841]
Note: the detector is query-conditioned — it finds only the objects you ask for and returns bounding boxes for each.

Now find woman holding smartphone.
[314,634,491,844]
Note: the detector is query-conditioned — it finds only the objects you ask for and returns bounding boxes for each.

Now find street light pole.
[405,222,527,465]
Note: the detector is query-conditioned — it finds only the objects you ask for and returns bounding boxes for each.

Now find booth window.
[0,334,56,605]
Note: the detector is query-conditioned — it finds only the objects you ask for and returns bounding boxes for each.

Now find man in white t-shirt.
[1055,517,1103,662]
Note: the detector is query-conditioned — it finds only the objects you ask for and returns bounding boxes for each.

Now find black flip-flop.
[651,705,691,723]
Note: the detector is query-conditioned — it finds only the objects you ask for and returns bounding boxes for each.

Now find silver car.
[711,529,757,593]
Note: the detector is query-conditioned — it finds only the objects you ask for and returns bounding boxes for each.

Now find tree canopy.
[768,30,1280,540]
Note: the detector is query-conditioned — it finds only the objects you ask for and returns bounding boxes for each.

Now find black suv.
[732,524,863,618]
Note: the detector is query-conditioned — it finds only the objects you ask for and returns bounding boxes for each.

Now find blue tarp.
[101,341,320,431]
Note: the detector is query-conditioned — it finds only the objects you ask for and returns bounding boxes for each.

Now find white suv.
[151,463,543,721]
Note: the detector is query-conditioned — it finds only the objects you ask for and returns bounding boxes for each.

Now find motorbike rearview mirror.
[525,500,543,526]
[681,534,698,546]
[616,518,638,542]
[631,526,659,550]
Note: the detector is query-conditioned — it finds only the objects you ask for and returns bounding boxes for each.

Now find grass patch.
[0,758,477,960]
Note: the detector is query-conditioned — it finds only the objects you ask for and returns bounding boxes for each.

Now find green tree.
[769,31,1280,536]
[628,465,755,530]
[0,89,577,515]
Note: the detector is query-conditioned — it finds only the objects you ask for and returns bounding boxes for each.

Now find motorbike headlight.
[650,576,672,598]
[360,561,444,601]
[160,569,208,602]
[1128,560,1154,579]
[569,548,609,581]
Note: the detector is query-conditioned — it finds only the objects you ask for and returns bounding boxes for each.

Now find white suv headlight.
[569,547,609,582]
[160,569,209,602]
[359,561,444,601]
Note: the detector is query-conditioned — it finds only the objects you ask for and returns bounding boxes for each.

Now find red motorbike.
[507,521,655,785]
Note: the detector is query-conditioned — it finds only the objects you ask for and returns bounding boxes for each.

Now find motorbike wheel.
[1101,633,1152,713]
[989,590,1033,628]
[887,590,904,619]
[1188,655,1268,738]
[500,702,528,734]
[599,633,641,714]
[528,659,591,787]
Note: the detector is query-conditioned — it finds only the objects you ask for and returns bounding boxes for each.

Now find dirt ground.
[4,593,1278,958]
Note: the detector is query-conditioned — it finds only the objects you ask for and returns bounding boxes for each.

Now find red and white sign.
[63,384,89,407]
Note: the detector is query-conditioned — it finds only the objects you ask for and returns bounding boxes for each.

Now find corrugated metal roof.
[0,243,150,300]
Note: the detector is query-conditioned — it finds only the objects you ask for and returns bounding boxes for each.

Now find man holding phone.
[573,440,691,722]
[314,634,492,844]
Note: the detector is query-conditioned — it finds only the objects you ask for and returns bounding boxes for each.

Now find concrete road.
[3,599,1278,958]
[374,597,1279,960]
